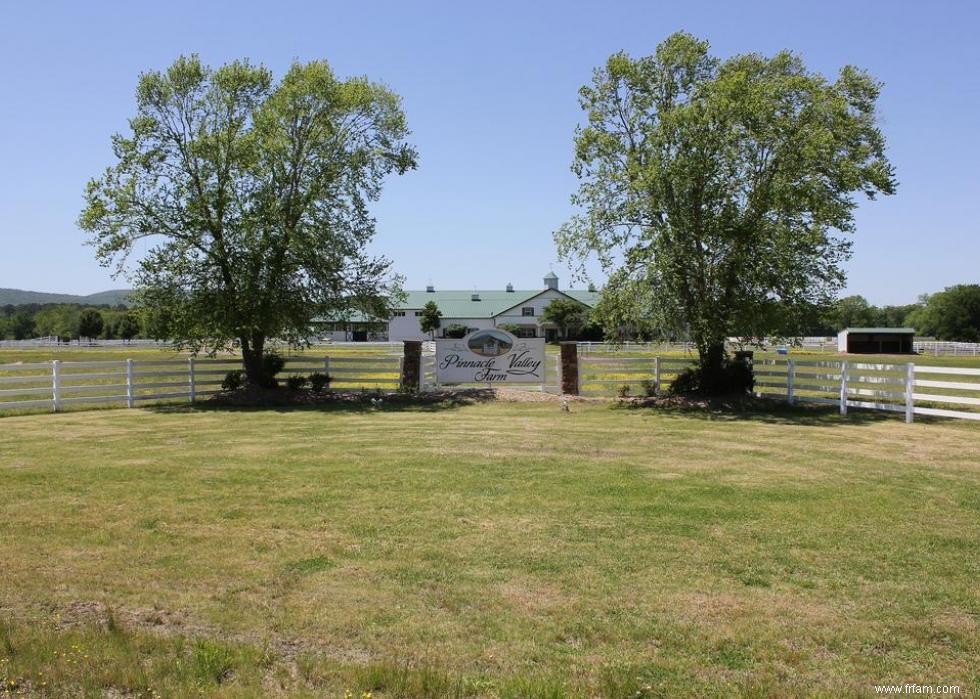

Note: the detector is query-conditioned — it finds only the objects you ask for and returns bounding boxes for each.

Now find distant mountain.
[0,288,133,306]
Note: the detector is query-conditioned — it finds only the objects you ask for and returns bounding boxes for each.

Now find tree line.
[0,304,144,341]
[788,284,980,341]
[594,284,980,343]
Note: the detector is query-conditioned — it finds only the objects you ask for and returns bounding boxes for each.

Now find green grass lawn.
[1,399,977,697]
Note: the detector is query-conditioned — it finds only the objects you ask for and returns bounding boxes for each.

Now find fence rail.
[575,339,980,357]
[579,355,695,396]
[913,340,980,357]
[754,358,980,421]
[577,341,697,354]
[0,355,401,414]
[577,354,980,422]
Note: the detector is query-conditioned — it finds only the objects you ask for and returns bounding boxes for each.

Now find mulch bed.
[206,385,499,408]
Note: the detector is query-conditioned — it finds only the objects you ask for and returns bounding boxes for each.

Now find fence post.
[188,357,196,404]
[560,342,579,395]
[839,360,848,415]
[324,356,331,378]
[51,359,61,412]
[787,358,795,406]
[654,356,661,394]
[401,341,421,392]
[905,362,915,424]
[126,358,135,408]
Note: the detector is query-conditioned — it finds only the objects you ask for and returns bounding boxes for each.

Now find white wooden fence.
[576,339,980,357]
[0,337,173,349]
[579,355,695,396]
[0,355,401,414]
[913,340,980,357]
[421,354,436,390]
[754,358,980,422]
[578,354,980,422]
[577,342,697,355]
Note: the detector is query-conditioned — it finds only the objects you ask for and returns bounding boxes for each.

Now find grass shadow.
[144,388,499,416]
[612,396,906,427]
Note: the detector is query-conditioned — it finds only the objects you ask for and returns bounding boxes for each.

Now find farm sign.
[436,329,545,384]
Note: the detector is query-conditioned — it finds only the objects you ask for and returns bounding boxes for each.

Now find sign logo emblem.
[466,329,513,357]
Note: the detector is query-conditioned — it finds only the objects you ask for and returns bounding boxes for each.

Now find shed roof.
[840,327,916,334]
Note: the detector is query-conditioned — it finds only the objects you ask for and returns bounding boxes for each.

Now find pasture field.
[0,343,399,366]
[0,399,977,697]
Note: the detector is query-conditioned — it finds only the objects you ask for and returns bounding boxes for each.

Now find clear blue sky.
[0,0,977,305]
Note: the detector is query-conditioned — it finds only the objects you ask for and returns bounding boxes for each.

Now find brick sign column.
[401,340,422,392]
[560,342,579,395]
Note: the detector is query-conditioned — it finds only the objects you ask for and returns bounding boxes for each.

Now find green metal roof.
[400,288,599,318]
[313,288,600,324]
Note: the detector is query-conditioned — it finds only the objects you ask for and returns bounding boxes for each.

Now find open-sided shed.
[837,327,915,354]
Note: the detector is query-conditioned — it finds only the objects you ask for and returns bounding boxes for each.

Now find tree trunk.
[241,334,266,387]
[696,338,727,394]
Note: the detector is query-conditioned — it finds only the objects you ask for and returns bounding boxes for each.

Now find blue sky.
[0,0,977,305]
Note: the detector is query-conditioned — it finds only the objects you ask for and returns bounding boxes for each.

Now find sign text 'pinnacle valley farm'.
[435,329,545,384]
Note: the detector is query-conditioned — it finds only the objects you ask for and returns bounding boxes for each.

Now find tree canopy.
[540,298,589,340]
[908,285,980,342]
[812,295,918,335]
[77,309,105,339]
[555,32,896,387]
[418,301,442,339]
[80,55,416,383]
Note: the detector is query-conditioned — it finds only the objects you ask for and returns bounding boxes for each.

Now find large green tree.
[540,298,589,340]
[908,285,980,342]
[418,301,442,339]
[80,56,416,384]
[555,32,896,388]
[76,309,105,339]
[115,313,141,341]
[33,306,79,341]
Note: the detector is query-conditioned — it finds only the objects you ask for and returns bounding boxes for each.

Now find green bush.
[617,384,631,398]
[640,379,657,397]
[669,358,754,396]
[309,372,332,393]
[285,375,309,391]
[443,324,468,339]
[221,370,244,391]
[260,352,286,387]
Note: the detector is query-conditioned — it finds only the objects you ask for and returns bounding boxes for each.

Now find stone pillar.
[560,342,579,395]
[401,340,422,392]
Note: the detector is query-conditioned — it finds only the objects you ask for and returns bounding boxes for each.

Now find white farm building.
[315,272,599,342]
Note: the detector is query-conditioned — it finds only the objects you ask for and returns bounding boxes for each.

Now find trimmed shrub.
[221,370,244,391]
[443,324,468,339]
[309,372,332,393]
[617,384,631,398]
[285,375,309,391]
[668,358,754,396]
[640,379,657,397]
[261,352,286,386]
